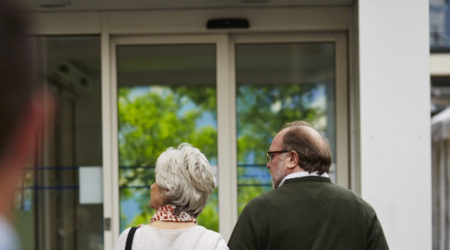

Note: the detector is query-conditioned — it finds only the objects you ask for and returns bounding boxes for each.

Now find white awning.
[432,107,450,141]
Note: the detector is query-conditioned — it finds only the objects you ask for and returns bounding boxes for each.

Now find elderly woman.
[113,143,228,250]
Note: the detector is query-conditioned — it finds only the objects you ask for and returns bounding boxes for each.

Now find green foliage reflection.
[236,84,328,213]
[118,86,218,231]
[118,82,329,230]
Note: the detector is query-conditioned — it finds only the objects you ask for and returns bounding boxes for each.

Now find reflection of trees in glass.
[118,82,328,227]
[237,84,327,212]
[118,86,218,231]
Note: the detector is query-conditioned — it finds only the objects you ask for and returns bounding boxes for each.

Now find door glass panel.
[15,36,103,250]
[236,42,336,213]
[117,44,218,232]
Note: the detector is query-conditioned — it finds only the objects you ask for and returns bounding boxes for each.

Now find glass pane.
[430,0,450,51]
[236,42,336,213]
[430,76,450,249]
[117,44,218,232]
[15,36,103,250]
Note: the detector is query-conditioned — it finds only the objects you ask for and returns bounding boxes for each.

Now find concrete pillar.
[358,0,431,249]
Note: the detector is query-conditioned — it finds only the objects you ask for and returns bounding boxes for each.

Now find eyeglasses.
[266,150,289,162]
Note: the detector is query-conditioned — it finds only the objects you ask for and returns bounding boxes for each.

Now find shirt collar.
[278,171,329,187]
[0,216,19,250]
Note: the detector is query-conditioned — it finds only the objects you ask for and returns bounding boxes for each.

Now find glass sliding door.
[111,33,348,238]
[15,36,104,250]
[116,43,219,231]
[235,42,337,213]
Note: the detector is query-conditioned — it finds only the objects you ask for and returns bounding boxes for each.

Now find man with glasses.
[228,121,388,250]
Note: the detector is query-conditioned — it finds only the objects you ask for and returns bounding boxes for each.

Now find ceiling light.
[35,0,71,8]
[240,0,269,3]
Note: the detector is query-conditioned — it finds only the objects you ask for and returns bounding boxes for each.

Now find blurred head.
[0,0,39,159]
[267,121,332,187]
[151,143,215,217]
[0,0,52,218]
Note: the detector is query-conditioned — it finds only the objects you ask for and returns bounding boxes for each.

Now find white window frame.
[108,34,237,244]
[30,8,351,250]
[105,32,348,244]
[231,32,349,187]
[22,6,356,250]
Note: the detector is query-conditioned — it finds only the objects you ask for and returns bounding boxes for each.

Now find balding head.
[281,121,331,175]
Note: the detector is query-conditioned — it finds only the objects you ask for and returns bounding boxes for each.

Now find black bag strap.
[125,226,139,250]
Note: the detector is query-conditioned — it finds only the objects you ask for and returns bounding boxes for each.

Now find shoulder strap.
[125,227,139,250]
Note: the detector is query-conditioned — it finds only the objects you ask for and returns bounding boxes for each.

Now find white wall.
[358,0,431,249]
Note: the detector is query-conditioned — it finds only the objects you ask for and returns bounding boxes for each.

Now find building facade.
[16,0,430,249]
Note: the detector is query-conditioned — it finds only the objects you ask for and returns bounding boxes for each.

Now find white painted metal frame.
[31,7,350,35]
[335,33,349,187]
[31,29,348,248]
[349,5,361,194]
[232,32,349,187]
[107,32,349,243]
[216,35,238,241]
[100,13,115,250]
[109,34,238,241]
[31,7,351,250]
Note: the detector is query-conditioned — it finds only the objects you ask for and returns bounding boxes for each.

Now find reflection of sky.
[239,166,271,184]
[127,86,150,100]
[178,101,217,129]
[430,0,450,47]
[307,84,326,109]
[24,198,31,211]
[197,112,216,129]
[127,86,217,130]
[270,86,326,112]
[121,193,143,231]
[245,151,255,163]
[178,100,194,116]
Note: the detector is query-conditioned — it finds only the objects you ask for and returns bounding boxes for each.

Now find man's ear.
[286,150,299,169]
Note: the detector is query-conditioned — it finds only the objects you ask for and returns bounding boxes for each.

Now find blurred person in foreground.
[228,121,389,250]
[113,143,228,250]
[0,1,53,250]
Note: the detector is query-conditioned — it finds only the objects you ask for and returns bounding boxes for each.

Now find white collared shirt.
[0,216,19,250]
[278,171,329,187]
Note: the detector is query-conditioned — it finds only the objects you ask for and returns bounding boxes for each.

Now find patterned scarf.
[150,205,197,223]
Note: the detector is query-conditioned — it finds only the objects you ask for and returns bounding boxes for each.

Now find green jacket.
[228,176,389,250]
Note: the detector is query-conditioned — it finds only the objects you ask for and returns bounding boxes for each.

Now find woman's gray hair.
[155,143,215,217]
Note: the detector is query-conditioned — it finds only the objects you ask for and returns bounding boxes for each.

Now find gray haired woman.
[113,143,228,250]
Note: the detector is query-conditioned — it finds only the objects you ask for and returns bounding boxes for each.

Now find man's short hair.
[0,0,37,157]
[282,121,332,175]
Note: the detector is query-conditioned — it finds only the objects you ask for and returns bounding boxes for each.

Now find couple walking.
[113,122,388,250]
